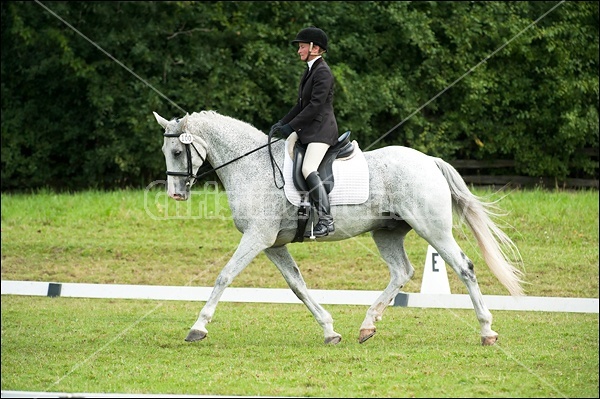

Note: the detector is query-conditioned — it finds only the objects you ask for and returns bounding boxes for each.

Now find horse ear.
[179,113,190,130]
[153,111,169,129]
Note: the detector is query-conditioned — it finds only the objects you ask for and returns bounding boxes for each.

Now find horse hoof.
[325,334,342,345]
[481,335,498,346]
[185,329,207,342]
[358,328,376,343]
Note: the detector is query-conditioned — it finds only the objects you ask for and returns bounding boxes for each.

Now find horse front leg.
[263,246,342,345]
[186,233,268,342]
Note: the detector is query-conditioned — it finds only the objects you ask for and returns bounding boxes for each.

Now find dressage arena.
[2,274,598,398]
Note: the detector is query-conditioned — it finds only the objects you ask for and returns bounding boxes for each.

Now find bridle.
[163,129,206,188]
[163,125,284,188]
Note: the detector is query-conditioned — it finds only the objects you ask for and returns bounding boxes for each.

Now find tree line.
[1,1,598,191]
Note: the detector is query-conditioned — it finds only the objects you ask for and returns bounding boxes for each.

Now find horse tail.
[434,158,525,296]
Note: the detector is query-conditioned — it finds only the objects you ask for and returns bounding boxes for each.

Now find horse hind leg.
[429,234,498,345]
[359,225,415,344]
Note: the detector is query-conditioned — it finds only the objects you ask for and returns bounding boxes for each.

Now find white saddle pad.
[283,140,370,206]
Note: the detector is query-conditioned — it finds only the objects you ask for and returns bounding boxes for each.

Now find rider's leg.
[301,142,330,180]
[302,143,334,237]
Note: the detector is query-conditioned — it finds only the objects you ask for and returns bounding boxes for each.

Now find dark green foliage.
[1,1,598,191]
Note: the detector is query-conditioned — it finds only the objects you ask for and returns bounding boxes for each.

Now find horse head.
[154,111,208,201]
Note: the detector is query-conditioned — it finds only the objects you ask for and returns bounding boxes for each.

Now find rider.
[270,26,338,238]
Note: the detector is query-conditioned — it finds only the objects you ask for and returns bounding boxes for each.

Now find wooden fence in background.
[450,154,599,189]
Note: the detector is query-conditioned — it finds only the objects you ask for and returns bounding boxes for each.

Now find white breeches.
[302,142,331,179]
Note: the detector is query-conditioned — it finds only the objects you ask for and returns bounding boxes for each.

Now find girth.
[292,131,354,193]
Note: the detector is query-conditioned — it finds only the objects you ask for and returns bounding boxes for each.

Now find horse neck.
[191,112,277,187]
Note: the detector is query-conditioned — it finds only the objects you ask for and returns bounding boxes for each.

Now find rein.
[268,129,285,189]
[164,130,283,186]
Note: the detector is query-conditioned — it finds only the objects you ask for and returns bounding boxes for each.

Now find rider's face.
[297,42,319,62]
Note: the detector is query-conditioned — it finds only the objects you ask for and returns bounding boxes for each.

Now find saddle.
[292,131,354,194]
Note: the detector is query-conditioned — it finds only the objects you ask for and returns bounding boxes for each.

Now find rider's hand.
[269,121,283,136]
[279,124,294,138]
[269,121,294,138]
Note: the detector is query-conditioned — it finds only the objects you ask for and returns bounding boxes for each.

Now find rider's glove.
[279,123,294,138]
[269,121,283,136]
[269,121,294,138]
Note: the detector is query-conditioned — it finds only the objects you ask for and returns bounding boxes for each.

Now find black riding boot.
[304,171,335,238]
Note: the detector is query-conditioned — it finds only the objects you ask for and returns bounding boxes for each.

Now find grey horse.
[153,110,525,346]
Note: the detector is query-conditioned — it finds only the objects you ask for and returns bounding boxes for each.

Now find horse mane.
[190,110,267,140]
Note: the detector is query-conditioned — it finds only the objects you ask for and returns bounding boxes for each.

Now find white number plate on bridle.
[179,133,194,144]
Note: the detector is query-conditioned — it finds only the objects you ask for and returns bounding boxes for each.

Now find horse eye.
[174,150,182,157]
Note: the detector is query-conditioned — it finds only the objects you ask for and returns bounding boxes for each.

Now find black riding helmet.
[291,26,328,52]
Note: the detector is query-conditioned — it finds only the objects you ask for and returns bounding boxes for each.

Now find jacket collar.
[307,56,323,71]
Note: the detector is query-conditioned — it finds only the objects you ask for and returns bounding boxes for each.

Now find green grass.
[1,187,599,397]
[2,296,598,398]
[1,187,598,297]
